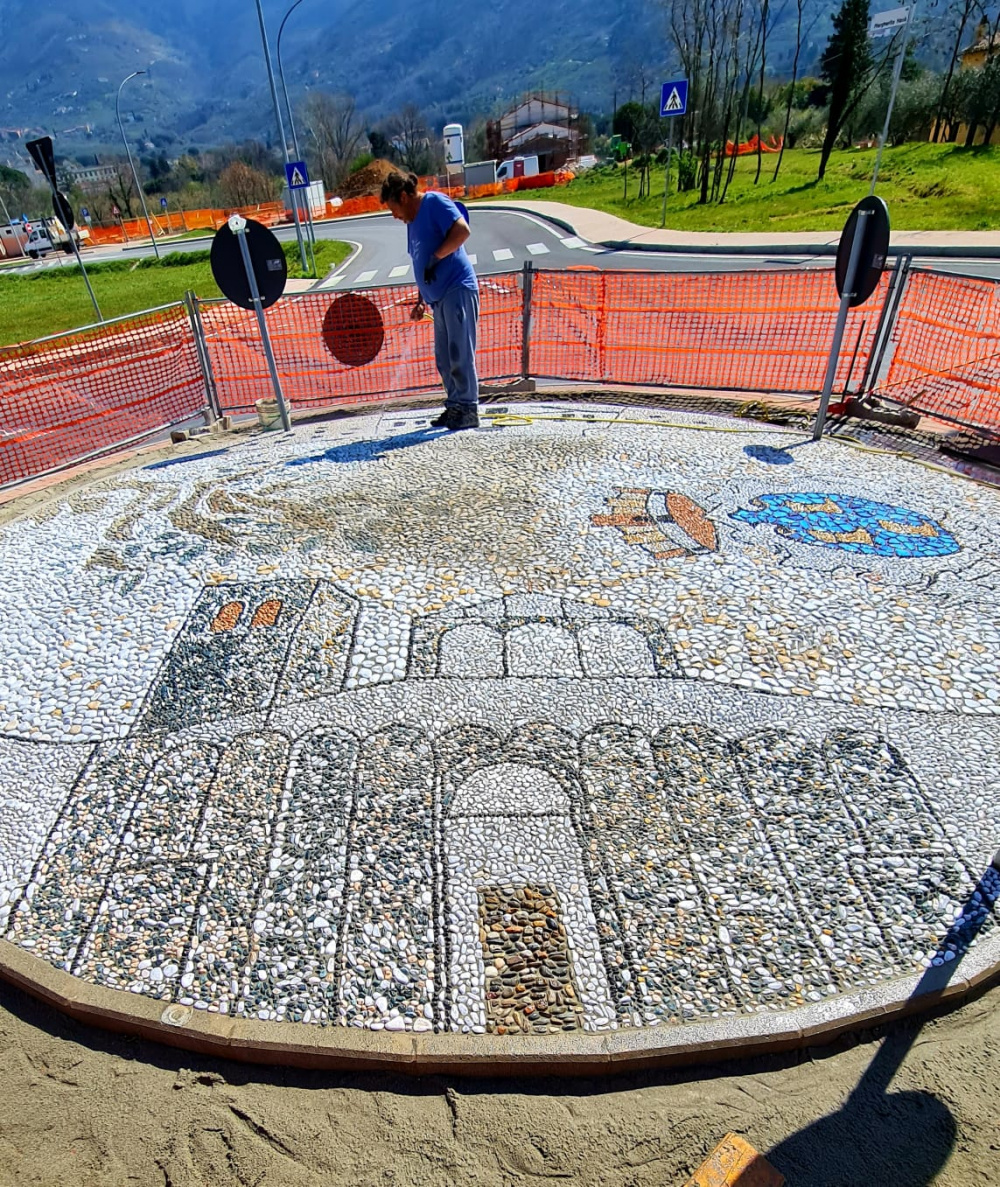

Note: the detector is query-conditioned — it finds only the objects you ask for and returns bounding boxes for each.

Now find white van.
[25,224,81,258]
[496,155,540,182]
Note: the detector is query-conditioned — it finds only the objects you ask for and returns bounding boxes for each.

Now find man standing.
[381,171,480,431]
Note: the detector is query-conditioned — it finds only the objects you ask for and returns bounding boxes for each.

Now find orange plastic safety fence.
[0,305,207,488]
[86,202,284,245]
[198,275,523,414]
[528,268,887,394]
[879,270,1000,434]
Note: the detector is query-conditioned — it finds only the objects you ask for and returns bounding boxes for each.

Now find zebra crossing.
[325,233,598,289]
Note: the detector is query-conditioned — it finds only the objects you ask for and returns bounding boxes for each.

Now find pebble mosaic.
[1,403,998,1038]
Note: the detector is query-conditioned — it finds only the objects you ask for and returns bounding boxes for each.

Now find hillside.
[0,0,820,161]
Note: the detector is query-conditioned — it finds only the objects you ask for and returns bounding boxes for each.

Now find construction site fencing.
[196,274,524,414]
[527,267,889,394]
[9,262,1000,493]
[0,304,209,489]
[877,268,1000,436]
[87,202,285,246]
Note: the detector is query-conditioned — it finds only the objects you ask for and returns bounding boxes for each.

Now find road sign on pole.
[659,79,689,118]
[814,196,890,440]
[212,214,291,431]
[160,197,168,209]
[868,5,913,193]
[659,78,687,227]
[285,160,310,189]
[869,6,909,36]
[25,136,58,189]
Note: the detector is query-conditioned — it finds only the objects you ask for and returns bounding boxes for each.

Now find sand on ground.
[0,978,997,1187]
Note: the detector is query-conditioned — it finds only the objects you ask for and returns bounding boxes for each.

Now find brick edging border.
[2,935,998,1077]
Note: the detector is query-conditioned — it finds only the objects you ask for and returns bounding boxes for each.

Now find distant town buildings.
[487,92,580,171]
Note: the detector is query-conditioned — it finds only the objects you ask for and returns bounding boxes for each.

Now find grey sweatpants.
[433,285,480,410]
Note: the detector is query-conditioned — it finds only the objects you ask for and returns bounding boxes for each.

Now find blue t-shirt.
[406,191,478,305]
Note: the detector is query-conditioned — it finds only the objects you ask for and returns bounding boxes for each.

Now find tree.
[367,128,395,162]
[218,161,278,208]
[300,92,366,190]
[388,103,434,174]
[0,164,30,215]
[818,0,873,179]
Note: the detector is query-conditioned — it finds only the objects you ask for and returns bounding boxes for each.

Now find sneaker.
[448,408,480,431]
[430,407,455,428]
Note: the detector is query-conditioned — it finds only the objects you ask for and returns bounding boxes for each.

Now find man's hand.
[410,298,426,322]
[423,257,439,285]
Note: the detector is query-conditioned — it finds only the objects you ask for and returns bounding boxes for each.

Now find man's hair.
[380,170,419,204]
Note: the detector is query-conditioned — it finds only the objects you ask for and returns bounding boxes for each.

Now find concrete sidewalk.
[483,198,1000,257]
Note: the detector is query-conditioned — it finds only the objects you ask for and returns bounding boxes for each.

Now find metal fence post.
[859,254,912,397]
[521,260,534,381]
[185,290,222,421]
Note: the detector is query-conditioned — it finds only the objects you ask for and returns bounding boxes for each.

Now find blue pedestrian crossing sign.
[285,161,310,189]
[160,197,168,208]
[660,79,688,118]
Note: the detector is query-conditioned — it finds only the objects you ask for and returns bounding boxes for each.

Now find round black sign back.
[835,195,890,308]
[210,219,288,310]
[52,190,75,231]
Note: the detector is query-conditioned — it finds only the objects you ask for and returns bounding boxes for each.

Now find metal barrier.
[0,304,209,489]
[527,266,889,394]
[876,269,1000,435]
[4,263,1000,493]
[196,276,524,414]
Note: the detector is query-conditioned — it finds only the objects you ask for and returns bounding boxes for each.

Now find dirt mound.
[337,159,404,200]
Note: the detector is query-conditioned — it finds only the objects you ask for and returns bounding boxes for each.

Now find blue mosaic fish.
[731,493,960,558]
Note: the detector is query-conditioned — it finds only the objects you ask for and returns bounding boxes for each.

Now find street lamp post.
[254,0,310,275]
[116,71,160,259]
[277,0,317,269]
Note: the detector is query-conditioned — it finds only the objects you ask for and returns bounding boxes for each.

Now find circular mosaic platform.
[1,402,998,1071]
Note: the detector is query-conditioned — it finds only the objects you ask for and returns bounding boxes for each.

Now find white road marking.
[492,248,514,261]
[322,274,344,287]
[526,242,550,255]
[467,253,478,265]
[355,269,378,282]
[388,264,410,278]
[561,236,586,249]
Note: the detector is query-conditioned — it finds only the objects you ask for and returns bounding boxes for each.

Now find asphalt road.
[4,207,1000,282]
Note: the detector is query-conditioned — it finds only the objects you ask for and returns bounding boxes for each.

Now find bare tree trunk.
[934,1,973,142]
[754,0,769,183]
[773,0,803,182]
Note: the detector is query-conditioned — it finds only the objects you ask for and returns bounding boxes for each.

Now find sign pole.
[814,209,870,440]
[870,6,914,195]
[661,120,674,228]
[230,214,291,432]
[24,136,101,321]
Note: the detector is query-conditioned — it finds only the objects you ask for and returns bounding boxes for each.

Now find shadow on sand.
[767,856,1000,1187]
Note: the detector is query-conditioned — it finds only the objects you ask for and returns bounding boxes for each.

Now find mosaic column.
[338,725,435,1030]
[735,728,892,990]
[185,730,290,1017]
[654,724,836,1011]
[74,738,222,999]
[5,740,150,972]
[581,723,696,1026]
[824,730,978,960]
[252,728,358,1024]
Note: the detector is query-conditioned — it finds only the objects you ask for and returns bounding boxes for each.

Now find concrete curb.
[2,933,997,1077]
[476,202,1000,259]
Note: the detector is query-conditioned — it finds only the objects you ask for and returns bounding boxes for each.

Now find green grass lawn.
[508,144,1000,233]
[0,239,351,347]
